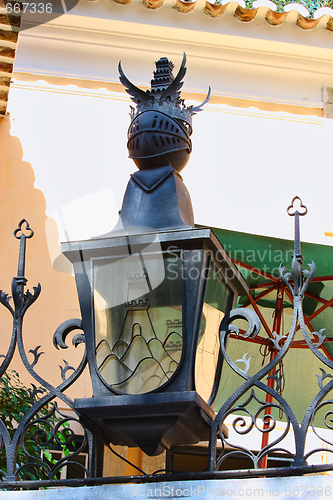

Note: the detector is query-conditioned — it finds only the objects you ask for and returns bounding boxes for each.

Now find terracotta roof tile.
[106,0,333,31]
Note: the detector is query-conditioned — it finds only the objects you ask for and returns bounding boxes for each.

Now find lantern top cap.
[118,53,211,130]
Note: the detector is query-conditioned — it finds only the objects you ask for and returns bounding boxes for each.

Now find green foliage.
[0,370,70,481]
[273,0,321,14]
[214,0,333,17]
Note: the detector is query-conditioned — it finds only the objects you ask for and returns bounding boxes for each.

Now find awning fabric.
[205,226,333,426]
[211,226,333,281]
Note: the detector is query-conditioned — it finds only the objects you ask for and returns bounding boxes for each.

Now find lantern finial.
[119,53,210,172]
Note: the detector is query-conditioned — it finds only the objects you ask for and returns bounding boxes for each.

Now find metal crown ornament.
[119,53,210,171]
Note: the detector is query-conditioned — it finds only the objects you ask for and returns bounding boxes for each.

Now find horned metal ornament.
[119,53,210,169]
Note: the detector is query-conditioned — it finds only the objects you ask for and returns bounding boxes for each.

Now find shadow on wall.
[0,115,91,398]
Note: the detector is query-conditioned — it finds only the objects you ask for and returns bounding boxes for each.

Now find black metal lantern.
[62,55,248,456]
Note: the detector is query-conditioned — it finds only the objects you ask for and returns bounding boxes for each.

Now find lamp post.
[62,54,248,456]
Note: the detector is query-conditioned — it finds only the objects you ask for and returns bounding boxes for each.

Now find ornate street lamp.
[62,54,248,456]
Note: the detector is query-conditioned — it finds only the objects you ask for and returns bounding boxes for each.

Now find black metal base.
[74,391,215,456]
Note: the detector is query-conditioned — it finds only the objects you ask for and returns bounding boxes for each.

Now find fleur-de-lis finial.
[11,219,40,316]
[14,219,34,278]
[287,196,308,264]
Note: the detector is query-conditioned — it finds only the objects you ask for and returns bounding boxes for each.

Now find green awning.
[211,226,333,282]
[201,226,333,427]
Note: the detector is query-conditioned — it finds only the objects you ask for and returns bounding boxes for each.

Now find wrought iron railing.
[0,198,333,489]
[208,197,333,475]
[0,219,97,487]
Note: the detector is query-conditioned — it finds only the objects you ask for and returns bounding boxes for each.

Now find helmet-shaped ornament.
[119,53,210,172]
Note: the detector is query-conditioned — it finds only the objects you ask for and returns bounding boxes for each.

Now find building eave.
[13,2,333,117]
[0,6,21,116]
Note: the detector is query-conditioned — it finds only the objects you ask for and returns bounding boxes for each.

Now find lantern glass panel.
[195,261,232,406]
[93,252,183,395]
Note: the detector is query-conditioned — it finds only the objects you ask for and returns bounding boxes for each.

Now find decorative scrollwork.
[221,308,261,341]
[323,409,333,431]
[301,260,317,296]
[0,291,14,316]
[214,390,293,471]
[21,284,42,316]
[29,346,45,368]
[254,407,277,434]
[303,399,333,463]
[59,360,76,382]
[28,384,45,404]
[271,332,287,351]
[17,403,90,481]
[232,412,254,435]
[235,353,253,374]
[279,258,316,298]
[267,368,285,392]
[316,368,333,390]
[53,319,84,350]
[312,329,327,348]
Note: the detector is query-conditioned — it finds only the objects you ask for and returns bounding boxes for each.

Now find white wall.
[7,80,333,258]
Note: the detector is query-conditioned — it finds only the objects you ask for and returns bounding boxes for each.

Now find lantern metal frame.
[62,227,248,455]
